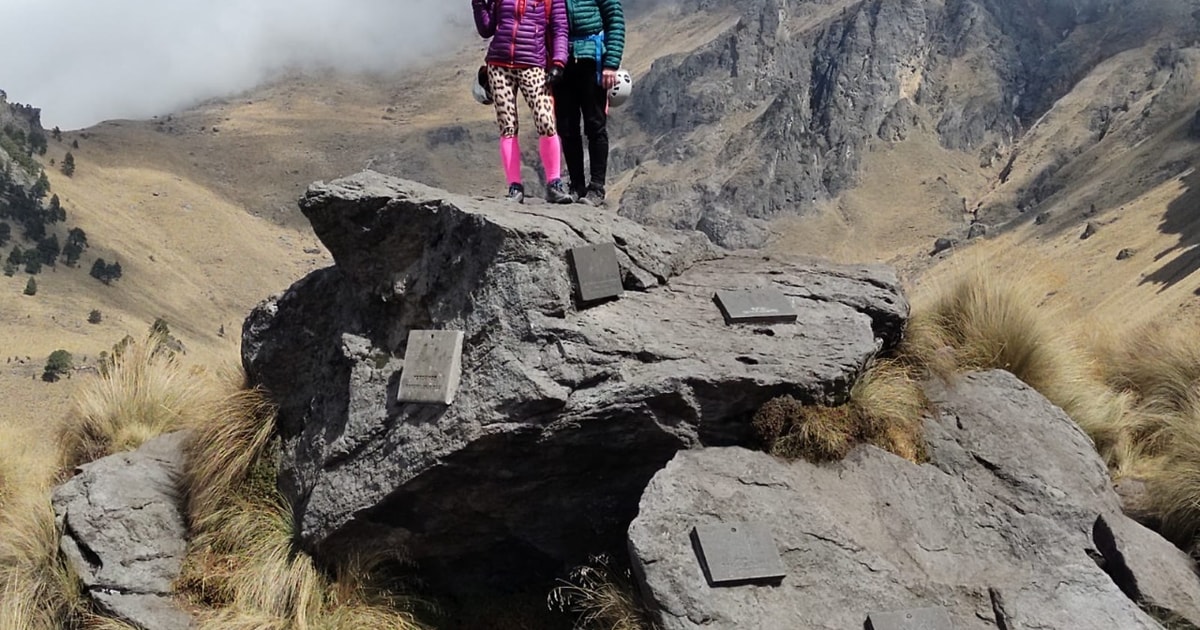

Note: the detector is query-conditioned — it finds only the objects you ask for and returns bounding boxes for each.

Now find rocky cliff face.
[241,171,907,595]
[614,0,1191,247]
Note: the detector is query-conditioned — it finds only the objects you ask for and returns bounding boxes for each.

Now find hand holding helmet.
[606,68,632,107]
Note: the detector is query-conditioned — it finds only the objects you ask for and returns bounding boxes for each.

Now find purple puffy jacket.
[474,0,567,69]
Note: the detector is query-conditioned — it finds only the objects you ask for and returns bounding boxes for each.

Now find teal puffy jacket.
[566,0,624,70]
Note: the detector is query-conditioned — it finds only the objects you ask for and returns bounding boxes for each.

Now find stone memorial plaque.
[691,522,787,587]
[867,607,955,630]
[397,330,464,405]
[713,288,798,325]
[569,243,623,303]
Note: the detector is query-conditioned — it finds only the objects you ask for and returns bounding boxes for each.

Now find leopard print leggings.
[487,65,557,138]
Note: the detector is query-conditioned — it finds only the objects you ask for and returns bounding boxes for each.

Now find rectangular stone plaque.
[691,522,787,587]
[713,288,798,325]
[867,607,955,630]
[397,330,464,405]
[569,242,623,303]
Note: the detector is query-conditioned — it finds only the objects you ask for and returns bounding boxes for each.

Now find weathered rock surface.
[629,371,1200,629]
[242,171,908,593]
[52,431,193,630]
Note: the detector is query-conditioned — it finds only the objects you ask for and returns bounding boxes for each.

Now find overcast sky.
[0,0,466,129]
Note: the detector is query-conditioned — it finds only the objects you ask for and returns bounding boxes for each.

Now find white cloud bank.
[0,0,468,129]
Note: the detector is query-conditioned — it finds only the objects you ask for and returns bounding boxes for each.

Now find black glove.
[546,65,564,85]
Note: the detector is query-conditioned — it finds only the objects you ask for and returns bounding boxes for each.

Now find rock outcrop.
[242,171,907,593]
[52,432,194,630]
[629,371,1200,629]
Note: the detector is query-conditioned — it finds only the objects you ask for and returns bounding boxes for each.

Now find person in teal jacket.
[553,0,625,205]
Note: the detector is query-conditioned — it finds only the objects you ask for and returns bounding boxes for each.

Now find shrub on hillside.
[42,350,72,383]
[23,277,36,296]
[87,310,102,325]
[60,152,75,177]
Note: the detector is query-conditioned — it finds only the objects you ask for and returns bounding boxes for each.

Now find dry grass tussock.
[548,555,658,630]
[179,382,430,629]
[753,359,929,464]
[0,421,94,630]
[897,264,1200,552]
[901,266,1130,461]
[57,331,226,470]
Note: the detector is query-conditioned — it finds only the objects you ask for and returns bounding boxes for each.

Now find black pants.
[554,58,608,195]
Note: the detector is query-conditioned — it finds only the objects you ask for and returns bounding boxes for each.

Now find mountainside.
[5,0,1200,423]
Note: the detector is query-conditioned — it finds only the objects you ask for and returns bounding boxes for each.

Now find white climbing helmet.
[608,68,632,107]
[473,66,493,106]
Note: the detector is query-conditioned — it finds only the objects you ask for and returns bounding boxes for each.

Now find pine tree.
[51,127,62,142]
[31,170,49,199]
[22,248,41,274]
[38,234,60,266]
[23,277,36,295]
[61,152,75,177]
[0,222,9,248]
[48,195,65,223]
[64,228,87,267]
[7,245,22,268]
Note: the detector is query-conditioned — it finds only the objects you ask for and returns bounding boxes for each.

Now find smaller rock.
[967,223,988,239]
[52,431,194,630]
[1035,212,1051,225]
[930,237,957,256]
[1117,248,1137,261]
[1082,222,1099,240]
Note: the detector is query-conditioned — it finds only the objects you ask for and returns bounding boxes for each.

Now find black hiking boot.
[581,184,606,207]
[545,179,574,204]
[505,183,525,204]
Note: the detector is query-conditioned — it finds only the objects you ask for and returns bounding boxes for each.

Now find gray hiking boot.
[505,183,525,204]
[545,179,574,204]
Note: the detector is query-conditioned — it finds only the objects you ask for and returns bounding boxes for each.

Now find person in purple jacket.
[474,0,574,204]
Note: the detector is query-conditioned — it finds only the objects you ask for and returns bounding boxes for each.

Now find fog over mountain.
[0,0,467,129]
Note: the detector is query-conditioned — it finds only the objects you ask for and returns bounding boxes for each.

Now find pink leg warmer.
[539,135,562,182]
[500,136,521,185]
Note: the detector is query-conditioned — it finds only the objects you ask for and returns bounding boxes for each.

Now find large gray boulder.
[241,171,908,593]
[52,431,194,630]
[629,371,1200,629]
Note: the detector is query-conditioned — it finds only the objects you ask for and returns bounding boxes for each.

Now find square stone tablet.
[569,243,623,303]
[867,607,954,630]
[691,522,787,587]
[397,330,464,405]
[713,288,798,325]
